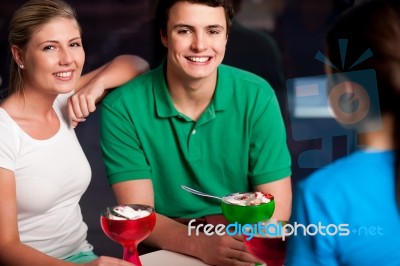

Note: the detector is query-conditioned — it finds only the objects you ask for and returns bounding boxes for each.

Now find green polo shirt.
[100,63,291,218]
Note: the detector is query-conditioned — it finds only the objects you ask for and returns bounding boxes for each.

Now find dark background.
[0,0,357,257]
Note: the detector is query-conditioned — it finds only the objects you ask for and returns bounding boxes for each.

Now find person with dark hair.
[286,1,400,265]
[0,0,148,265]
[100,0,292,265]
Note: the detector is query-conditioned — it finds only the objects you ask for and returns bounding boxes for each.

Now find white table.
[140,250,209,265]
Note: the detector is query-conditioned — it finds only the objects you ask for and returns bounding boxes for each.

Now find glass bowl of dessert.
[100,204,156,266]
[221,192,275,225]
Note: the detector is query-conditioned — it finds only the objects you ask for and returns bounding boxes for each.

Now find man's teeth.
[188,57,209,63]
[54,72,72,77]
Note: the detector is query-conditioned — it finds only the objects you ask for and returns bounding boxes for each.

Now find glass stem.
[123,244,141,266]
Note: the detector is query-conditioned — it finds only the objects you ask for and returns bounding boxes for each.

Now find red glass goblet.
[244,220,289,266]
[100,204,156,266]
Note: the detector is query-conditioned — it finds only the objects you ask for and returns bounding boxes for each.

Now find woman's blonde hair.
[8,0,81,95]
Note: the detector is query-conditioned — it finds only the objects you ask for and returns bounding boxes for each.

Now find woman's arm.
[0,168,135,266]
[0,168,75,266]
[68,55,149,128]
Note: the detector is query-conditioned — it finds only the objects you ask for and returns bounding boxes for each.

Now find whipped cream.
[107,206,151,220]
[223,192,273,206]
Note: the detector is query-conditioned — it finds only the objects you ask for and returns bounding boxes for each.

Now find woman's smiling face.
[21,17,85,95]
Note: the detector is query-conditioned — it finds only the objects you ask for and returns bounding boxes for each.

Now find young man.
[100,1,292,265]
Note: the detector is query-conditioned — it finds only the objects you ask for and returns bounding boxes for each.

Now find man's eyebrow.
[207,25,225,30]
[69,37,82,42]
[173,24,194,30]
[173,24,225,30]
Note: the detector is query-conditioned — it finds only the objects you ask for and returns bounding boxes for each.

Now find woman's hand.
[68,54,149,128]
[68,77,105,128]
[83,256,135,266]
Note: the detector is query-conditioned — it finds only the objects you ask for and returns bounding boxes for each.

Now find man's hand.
[195,233,262,266]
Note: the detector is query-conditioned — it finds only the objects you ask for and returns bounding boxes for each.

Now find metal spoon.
[181,185,223,201]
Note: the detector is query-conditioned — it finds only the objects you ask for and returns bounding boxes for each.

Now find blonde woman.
[0,0,148,265]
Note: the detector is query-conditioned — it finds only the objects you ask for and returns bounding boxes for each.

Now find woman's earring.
[19,64,24,69]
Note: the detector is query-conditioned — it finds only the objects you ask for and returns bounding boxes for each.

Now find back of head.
[8,0,80,95]
[325,0,400,207]
[326,0,400,114]
[155,0,234,37]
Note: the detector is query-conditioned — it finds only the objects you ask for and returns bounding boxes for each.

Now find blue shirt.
[286,150,400,266]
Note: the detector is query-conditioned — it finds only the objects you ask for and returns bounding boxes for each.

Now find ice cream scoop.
[107,205,151,220]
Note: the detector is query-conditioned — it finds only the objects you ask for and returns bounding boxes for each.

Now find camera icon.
[326,69,381,131]
[286,69,381,168]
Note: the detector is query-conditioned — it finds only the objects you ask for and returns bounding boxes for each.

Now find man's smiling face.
[161,1,228,82]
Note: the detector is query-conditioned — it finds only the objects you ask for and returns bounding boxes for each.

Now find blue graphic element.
[339,39,348,69]
[349,48,373,69]
[287,39,382,168]
[315,51,337,70]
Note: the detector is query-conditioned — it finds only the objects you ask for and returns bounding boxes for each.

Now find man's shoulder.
[119,66,160,90]
[103,67,159,104]
[219,64,274,96]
